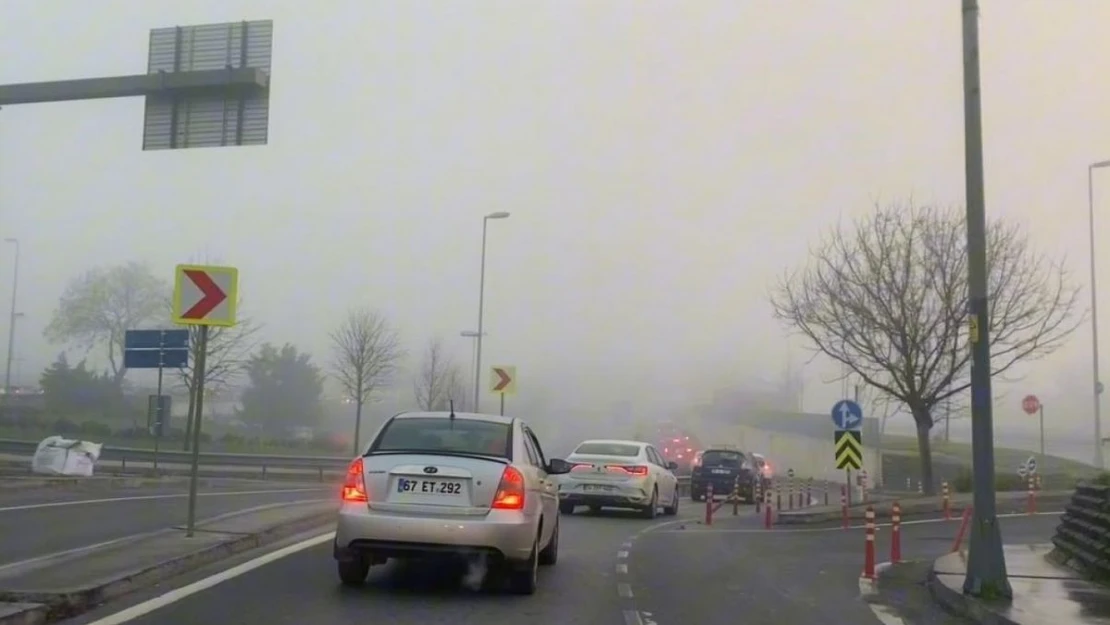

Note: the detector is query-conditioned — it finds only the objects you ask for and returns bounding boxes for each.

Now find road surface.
[55,500,1065,625]
[0,482,334,568]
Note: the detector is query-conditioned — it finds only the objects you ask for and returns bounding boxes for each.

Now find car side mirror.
[546,458,573,475]
[667,461,679,471]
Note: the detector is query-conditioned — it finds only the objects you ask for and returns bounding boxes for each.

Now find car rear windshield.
[370,417,512,458]
[573,442,641,457]
[701,450,746,467]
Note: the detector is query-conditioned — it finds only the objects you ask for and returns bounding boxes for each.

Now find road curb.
[0,507,336,624]
[927,561,1019,625]
[774,493,1072,525]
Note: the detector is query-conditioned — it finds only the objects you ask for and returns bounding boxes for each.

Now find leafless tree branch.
[414,337,469,411]
[769,200,1083,491]
[329,308,404,405]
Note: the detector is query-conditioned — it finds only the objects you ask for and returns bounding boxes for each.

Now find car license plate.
[583,484,609,492]
[712,469,730,475]
[395,477,463,495]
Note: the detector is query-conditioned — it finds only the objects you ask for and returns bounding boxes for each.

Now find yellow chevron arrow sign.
[834,430,863,470]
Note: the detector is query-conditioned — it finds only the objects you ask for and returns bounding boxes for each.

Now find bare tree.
[176,308,262,450]
[330,308,404,456]
[445,363,471,411]
[770,201,1082,493]
[414,337,468,411]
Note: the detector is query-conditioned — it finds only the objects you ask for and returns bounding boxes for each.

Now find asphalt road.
[0,483,334,567]
[55,500,1066,625]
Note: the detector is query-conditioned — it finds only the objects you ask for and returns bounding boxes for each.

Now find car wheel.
[663,488,679,515]
[559,502,575,515]
[337,556,369,586]
[507,534,540,595]
[641,488,658,519]
[538,518,559,566]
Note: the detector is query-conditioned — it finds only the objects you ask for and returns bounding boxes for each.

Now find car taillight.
[606,465,649,476]
[342,458,368,503]
[492,466,526,510]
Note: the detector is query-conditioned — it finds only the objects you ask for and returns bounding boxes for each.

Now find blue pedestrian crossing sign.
[831,399,863,430]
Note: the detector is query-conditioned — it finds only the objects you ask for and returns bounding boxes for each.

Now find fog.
[1,1,1109,460]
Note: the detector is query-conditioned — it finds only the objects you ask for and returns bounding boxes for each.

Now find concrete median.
[774,490,1073,525]
[0,499,337,624]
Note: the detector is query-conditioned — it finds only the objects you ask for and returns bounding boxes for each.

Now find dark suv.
[689,448,756,502]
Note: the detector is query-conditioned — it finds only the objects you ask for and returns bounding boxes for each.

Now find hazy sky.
[1,1,1109,439]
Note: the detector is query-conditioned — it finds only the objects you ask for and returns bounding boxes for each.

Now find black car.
[689,448,756,502]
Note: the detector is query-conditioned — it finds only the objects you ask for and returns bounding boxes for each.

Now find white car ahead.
[557,439,680,518]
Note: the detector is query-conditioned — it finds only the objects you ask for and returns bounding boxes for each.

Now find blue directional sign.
[830,399,864,431]
[123,329,190,369]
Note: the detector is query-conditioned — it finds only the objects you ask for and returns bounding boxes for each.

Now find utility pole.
[961,0,1011,598]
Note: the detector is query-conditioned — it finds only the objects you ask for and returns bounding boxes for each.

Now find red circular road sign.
[1022,394,1041,415]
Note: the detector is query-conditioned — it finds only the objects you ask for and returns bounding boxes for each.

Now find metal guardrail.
[0,438,697,488]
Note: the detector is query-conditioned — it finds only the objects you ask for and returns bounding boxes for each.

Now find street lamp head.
[3,238,15,244]
[485,211,510,220]
[1092,160,1110,170]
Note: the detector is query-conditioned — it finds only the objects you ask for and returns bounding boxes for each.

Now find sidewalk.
[0,499,336,624]
[929,544,1110,625]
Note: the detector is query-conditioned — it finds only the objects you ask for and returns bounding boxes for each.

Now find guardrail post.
[862,505,876,579]
[318,466,324,482]
[262,464,268,479]
[890,501,902,563]
[121,455,127,471]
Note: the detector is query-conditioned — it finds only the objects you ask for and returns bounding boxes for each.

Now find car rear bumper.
[558,483,652,508]
[333,502,537,563]
[691,478,754,498]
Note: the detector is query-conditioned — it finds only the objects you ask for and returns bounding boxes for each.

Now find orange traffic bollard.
[862,506,876,579]
[950,506,973,553]
[841,485,849,529]
[890,501,902,563]
[942,481,951,520]
[705,483,714,525]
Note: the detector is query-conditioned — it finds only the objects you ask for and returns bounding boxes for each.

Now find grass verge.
[881,433,1095,476]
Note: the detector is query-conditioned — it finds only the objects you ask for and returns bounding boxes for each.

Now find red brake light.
[342,458,368,503]
[606,464,649,476]
[492,466,526,510]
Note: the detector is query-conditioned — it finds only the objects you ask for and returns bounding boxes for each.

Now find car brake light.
[342,458,368,503]
[492,466,526,510]
[606,465,649,476]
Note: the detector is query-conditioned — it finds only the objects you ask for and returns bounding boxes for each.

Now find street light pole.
[473,212,510,412]
[461,330,485,411]
[961,0,1011,598]
[1087,160,1110,469]
[3,238,19,401]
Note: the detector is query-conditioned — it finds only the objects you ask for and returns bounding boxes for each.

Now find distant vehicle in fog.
[558,439,680,518]
[652,422,703,474]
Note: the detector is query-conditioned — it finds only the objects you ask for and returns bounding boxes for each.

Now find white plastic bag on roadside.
[30,435,103,477]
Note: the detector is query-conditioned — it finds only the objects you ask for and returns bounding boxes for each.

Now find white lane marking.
[0,488,329,513]
[623,610,644,625]
[649,510,1064,534]
[616,563,628,574]
[617,582,633,598]
[621,541,633,549]
[84,531,335,625]
[860,562,908,625]
[617,550,629,559]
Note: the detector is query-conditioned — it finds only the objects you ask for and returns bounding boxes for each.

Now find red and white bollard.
[942,481,951,520]
[824,481,830,506]
[755,478,763,514]
[788,475,795,510]
[950,506,973,553]
[1027,475,1036,514]
[841,484,849,529]
[775,480,782,511]
[890,501,902,563]
[732,475,741,516]
[764,488,773,529]
[862,505,876,579]
[705,483,714,525]
[805,479,812,507]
